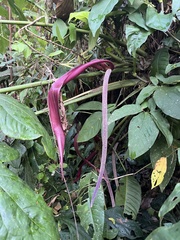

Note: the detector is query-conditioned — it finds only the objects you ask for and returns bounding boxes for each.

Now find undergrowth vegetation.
[0,0,180,239]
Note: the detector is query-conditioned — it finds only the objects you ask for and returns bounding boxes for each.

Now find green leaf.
[0,6,8,18]
[0,35,9,54]
[48,50,64,57]
[108,104,142,125]
[77,186,105,240]
[128,112,159,159]
[69,23,76,43]
[151,48,169,76]
[146,6,173,31]
[150,110,173,147]
[79,172,97,189]
[88,0,119,37]
[150,76,159,85]
[52,19,68,44]
[165,62,180,74]
[0,142,19,162]
[105,207,143,239]
[150,136,177,191]
[0,94,42,140]
[0,164,59,239]
[172,0,180,14]
[126,25,151,57]
[156,74,180,84]
[115,176,141,220]
[78,112,102,142]
[147,98,157,112]
[128,11,149,30]
[159,183,180,221]
[88,28,100,50]
[0,94,56,160]
[69,11,89,23]
[136,86,158,104]
[145,221,180,240]
[11,42,32,58]
[59,216,91,240]
[153,86,180,119]
[128,0,144,9]
[77,101,102,111]
[7,0,26,20]
[107,121,115,138]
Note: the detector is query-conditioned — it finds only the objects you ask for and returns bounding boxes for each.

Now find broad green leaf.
[128,0,144,9]
[0,94,42,139]
[48,50,64,57]
[52,19,68,44]
[105,207,143,239]
[0,142,19,162]
[14,0,27,10]
[159,183,180,221]
[147,98,156,112]
[88,0,119,37]
[8,0,26,20]
[128,12,149,30]
[0,94,56,160]
[151,48,169,76]
[160,154,177,192]
[88,28,100,50]
[165,62,180,74]
[128,112,159,159]
[0,6,8,18]
[77,186,105,240]
[11,42,32,58]
[172,0,180,14]
[22,43,32,58]
[115,176,141,220]
[0,164,59,239]
[77,101,102,111]
[146,6,173,31]
[59,217,91,240]
[69,11,89,23]
[78,112,102,142]
[103,225,118,240]
[107,121,115,138]
[0,36,9,53]
[12,42,26,52]
[79,172,97,189]
[69,23,76,43]
[136,86,158,104]
[145,221,180,240]
[108,104,142,125]
[156,74,180,84]
[150,110,173,147]
[150,136,176,191]
[126,25,151,57]
[150,76,159,85]
[153,86,180,119]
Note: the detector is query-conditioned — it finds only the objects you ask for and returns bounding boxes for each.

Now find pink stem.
[90,69,112,207]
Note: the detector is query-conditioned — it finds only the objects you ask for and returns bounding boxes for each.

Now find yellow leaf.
[151,157,167,189]
[108,218,115,225]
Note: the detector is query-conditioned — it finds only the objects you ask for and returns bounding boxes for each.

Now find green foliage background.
[0,0,180,239]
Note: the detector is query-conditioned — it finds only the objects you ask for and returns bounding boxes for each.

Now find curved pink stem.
[90,69,112,207]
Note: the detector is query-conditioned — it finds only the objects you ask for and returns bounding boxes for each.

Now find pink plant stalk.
[48,59,114,203]
[90,68,113,206]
